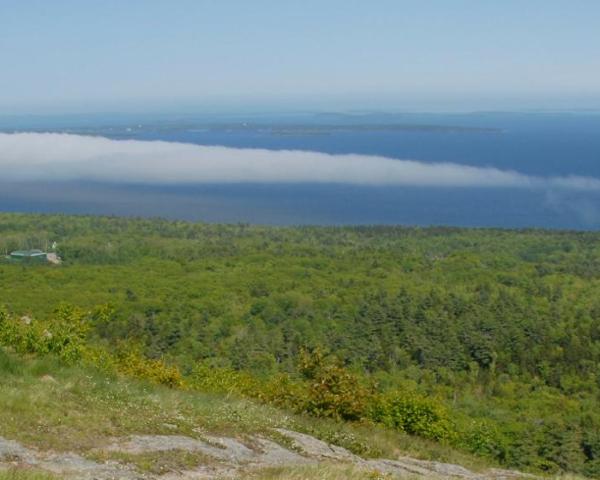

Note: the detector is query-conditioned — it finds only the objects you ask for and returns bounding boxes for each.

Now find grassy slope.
[0,348,494,478]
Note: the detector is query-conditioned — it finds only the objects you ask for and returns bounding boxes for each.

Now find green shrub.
[189,362,259,396]
[370,392,455,441]
[299,348,371,421]
[0,304,88,363]
[260,373,309,411]
[114,348,183,388]
[0,305,182,388]
[461,420,508,461]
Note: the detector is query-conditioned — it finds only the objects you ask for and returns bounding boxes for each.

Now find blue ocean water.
[126,112,600,177]
[1,111,600,229]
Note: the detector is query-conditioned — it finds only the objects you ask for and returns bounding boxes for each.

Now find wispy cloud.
[1,132,600,190]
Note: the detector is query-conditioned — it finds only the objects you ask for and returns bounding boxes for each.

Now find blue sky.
[1,0,599,113]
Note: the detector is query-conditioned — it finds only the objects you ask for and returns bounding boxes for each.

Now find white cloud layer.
[1,132,600,191]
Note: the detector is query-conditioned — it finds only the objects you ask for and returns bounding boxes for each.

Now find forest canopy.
[1,213,599,477]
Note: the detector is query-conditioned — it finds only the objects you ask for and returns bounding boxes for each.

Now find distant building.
[47,252,62,265]
[9,249,48,263]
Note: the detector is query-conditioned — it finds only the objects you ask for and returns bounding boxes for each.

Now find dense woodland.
[1,213,599,477]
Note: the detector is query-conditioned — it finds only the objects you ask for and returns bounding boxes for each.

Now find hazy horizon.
[2,1,600,114]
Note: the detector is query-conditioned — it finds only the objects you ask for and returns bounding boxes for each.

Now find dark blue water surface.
[1,111,600,228]
[127,113,600,177]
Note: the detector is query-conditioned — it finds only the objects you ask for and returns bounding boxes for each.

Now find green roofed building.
[9,250,48,263]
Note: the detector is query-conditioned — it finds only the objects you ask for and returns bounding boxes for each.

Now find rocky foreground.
[0,428,537,480]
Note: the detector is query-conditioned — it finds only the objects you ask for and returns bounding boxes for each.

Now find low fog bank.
[2,132,600,191]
